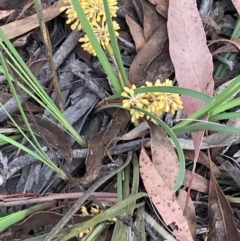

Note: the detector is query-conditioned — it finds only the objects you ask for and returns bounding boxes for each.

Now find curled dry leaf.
[129,0,173,86]
[208,38,240,52]
[126,15,145,52]
[79,109,129,185]
[208,159,240,241]
[140,146,193,241]
[200,14,220,30]
[211,44,239,56]
[147,0,169,18]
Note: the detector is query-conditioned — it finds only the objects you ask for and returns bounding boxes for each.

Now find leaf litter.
[1,0,240,240]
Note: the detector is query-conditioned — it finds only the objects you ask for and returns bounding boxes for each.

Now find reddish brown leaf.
[168,0,214,117]
[148,121,179,190]
[208,160,240,241]
[231,0,240,14]
[168,0,214,210]
[148,0,169,18]
[176,189,196,239]
[139,146,193,241]
[1,0,63,39]
[0,10,15,19]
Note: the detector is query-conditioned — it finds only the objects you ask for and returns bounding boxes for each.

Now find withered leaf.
[13,115,72,163]
[129,0,173,86]
[139,146,193,241]
[79,109,129,185]
[208,160,240,241]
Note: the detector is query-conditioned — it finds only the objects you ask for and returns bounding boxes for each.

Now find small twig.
[34,0,64,112]
[6,139,149,180]
[0,192,117,207]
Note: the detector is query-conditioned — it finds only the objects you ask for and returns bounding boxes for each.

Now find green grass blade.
[173,122,240,136]
[175,74,240,128]
[60,192,148,241]
[209,112,240,121]
[71,0,122,94]
[209,97,240,116]
[0,202,53,232]
[103,0,129,87]
[134,86,214,103]
[214,16,240,78]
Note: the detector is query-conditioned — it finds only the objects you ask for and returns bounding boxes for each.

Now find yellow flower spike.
[70,21,80,30]
[154,79,161,86]
[136,102,143,108]
[145,81,153,87]
[122,101,131,109]
[121,92,129,98]
[90,206,100,215]
[81,206,90,216]
[140,99,149,106]
[60,0,119,56]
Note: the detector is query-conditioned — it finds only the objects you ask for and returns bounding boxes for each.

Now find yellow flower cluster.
[121,79,183,122]
[77,205,117,238]
[60,0,119,55]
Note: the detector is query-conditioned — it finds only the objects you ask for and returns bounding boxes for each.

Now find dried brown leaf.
[1,0,63,39]
[176,189,196,239]
[200,14,220,30]
[184,150,221,178]
[209,38,240,52]
[208,159,240,241]
[183,170,209,193]
[148,0,169,18]
[80,109,129,185]
[129,0,173,86]
[139,146,193,241]
[14,115,72,163]
[148,121,179,190]
[168,0,214,209]
[126,15,145,52]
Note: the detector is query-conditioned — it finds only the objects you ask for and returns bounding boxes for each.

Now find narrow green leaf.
[71,0,122,94]
[103,0,129,87]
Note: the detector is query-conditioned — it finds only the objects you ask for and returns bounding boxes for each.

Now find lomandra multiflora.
[121,79,183,122]
[60,0,119,56]
[60,1,183,122]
